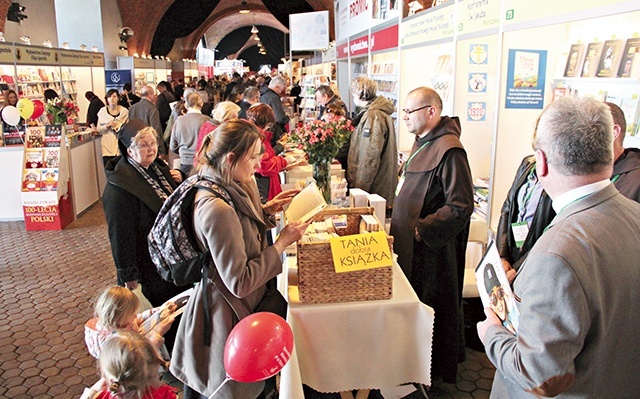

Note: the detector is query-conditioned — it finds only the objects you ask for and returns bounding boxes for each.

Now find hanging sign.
[91,52,105,67]
[456,0,500,35]
[503,0,627,27]
[60,50,92,66]
[400,3,454,47]
[370,24,399,52]
[290,11,330,51]
[15,45,59,65]
[330,231,393,273]
[0,43,14,63]
[337,42,349,60]
[349,34,369,57]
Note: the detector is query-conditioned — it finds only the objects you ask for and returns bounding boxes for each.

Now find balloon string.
[208,376,231,399]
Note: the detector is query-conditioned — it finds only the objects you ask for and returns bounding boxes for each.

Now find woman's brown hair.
[246,103,275,130]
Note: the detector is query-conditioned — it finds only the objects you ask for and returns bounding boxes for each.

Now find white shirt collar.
[186,108,201,114]
[418,131,428,139]
[552,179,610,213]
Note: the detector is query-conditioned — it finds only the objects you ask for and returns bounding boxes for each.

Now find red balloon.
[223,312,294,383]
[30,100,44,119]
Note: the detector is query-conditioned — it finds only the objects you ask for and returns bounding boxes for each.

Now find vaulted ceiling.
[117,0,334,70]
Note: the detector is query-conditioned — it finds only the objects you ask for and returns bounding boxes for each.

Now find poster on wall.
[290,11,329,51]
[505,49,547,109]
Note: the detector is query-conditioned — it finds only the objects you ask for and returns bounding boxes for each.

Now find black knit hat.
[483,263,501,295]
[117,119,148,158]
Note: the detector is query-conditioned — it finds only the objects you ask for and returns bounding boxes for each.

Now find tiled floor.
[0,203,495,399]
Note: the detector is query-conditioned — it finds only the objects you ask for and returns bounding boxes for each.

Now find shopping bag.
[133,284,154,313]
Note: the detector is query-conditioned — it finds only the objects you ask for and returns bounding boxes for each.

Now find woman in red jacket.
[246,104,303,203]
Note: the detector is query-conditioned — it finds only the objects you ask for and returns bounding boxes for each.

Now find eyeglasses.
[490,286,504,306]
[402,104,432,115]
[134,142,158,150]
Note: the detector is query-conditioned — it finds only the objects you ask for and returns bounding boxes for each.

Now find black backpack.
[148,174,233,346]
[148,174,232,287]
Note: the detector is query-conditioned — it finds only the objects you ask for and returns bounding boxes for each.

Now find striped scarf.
[127,158,173,201]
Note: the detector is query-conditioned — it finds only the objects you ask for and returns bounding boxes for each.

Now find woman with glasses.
[102,119,187,349]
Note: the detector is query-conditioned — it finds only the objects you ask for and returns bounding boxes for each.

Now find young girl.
[80,332,177,399]
[84,286,176,359]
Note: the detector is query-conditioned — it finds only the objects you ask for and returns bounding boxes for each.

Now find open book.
[284,182,327,223]
[475,241,520,335]
[139,288,194,334]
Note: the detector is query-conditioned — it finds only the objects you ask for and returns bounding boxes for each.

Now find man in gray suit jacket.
[128,85,166,156]
[477,96,640,398]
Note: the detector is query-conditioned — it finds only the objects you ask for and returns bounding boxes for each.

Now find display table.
[279,260,434,398]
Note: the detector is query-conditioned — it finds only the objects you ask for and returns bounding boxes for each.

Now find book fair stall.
[0,42,107,225]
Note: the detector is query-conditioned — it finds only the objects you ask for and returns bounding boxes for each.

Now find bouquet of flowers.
[289,118,354,202]
[45,97,79,125]
[289,118,354,165]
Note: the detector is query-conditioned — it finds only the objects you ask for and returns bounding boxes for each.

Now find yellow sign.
[59,50,92,66]
[15,45,59,65]
[0,43,14,63]
[330,231,393,273]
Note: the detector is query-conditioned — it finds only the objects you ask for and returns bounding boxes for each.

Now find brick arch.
[177,6,281,60]
[0,0,15,35]
[117,0,175,56]
[116,0,335,58]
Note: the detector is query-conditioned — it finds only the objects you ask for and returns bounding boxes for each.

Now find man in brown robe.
[391,87,474,383]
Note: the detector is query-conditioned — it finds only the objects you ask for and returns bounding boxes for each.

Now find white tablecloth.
[279,260,434,398]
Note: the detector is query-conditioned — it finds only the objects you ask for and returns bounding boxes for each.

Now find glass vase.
[312,160,331,204]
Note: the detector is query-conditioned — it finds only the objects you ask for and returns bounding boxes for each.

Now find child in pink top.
[84,286,176,359]
[80,332,177,399]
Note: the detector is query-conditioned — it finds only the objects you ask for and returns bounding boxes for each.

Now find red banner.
[349,35,369,57]
[371,25,398,52]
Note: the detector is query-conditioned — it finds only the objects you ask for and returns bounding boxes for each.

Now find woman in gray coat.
[170,119,308,399]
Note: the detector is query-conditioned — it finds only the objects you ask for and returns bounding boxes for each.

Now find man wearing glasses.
[477,97,640,398]
[390,86,474,384]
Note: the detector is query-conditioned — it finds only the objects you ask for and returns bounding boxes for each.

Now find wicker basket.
[296,207,394,304]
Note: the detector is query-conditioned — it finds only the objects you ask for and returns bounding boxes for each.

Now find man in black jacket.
[496,155,555,281]
[85,91,104,127]
[156,81,175,134]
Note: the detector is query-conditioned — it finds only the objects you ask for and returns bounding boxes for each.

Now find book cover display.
[563,43,586,77]
[597,39,625,78]
[618,37,640,78]
[20,125,73,230]
[581,42,604,77]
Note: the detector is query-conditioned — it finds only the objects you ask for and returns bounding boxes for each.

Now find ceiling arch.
[119,0,334,61]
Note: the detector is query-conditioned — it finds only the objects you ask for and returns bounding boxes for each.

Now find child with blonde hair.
[80,332,177,399]
[84,286,177,359]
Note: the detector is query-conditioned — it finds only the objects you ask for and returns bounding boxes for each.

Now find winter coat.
[347,95,398,206]
[170,167,281,398]
[102,156,186,306]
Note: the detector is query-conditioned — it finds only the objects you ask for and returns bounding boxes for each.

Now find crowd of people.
[59,67,640,399]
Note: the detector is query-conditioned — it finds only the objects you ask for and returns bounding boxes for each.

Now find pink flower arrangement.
[290,118,354,164]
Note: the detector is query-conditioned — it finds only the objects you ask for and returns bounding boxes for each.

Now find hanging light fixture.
[251,25,259,34]
[254,35,260,41]
[239,0,250,14]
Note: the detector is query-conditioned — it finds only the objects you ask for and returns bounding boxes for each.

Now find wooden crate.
[297,207,393,304]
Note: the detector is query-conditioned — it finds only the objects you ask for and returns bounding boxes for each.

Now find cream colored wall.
[398,42,454,152]
[4,0,59,46]
[489,10,640,230]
